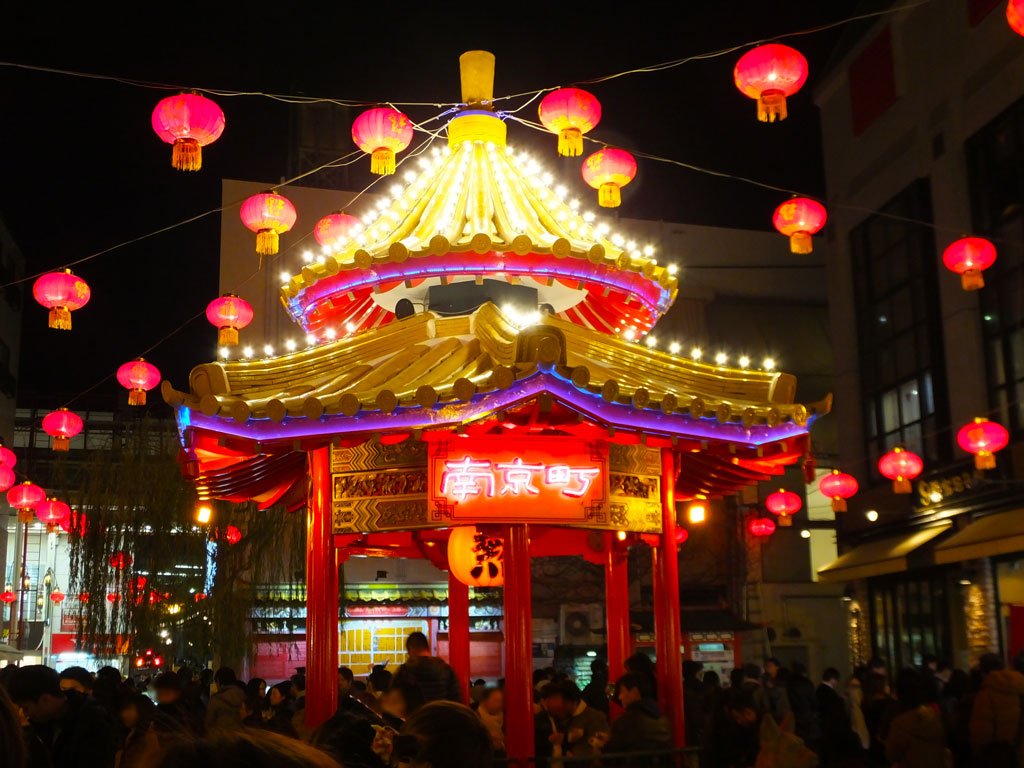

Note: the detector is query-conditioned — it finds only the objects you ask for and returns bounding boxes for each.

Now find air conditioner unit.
[560,603,605,646]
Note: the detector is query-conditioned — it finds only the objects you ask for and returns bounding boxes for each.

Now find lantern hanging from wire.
[1009,0,1024,36]
[32,270,91,330]
[314,213,363,251]
[773,197,827,254]
[878,447,923,494]
[206,294,253,347]
[582,148,637,208]
[538,88,602,157]
[766,488,801,527]
[351,107,414,176]
[42,408,83,452]
[818,470,859,512]
[117,359,161,406]
[749,517,776,537]
[36,498,70,533]
[151,92,225,171]
[8,482,45,524]
[957,418,1009,470]
[240,192,297,257]
[50,589,65,604]
[733,43,809,122]
[942,237,996,291]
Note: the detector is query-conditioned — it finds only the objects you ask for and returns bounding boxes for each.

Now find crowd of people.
[6,632,1024,768]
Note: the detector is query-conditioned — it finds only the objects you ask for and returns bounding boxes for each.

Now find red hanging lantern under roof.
[50,589,65,604]
[1009,0,1024,36]
[958,418,1009,470]
[538,88,602,157]
[206,294,253,347]
[33,270,91,330]
[582,148,637,208]
[42,408,83,452]
[878,447,923,494]
[151,92,225,171]
[8,482,45,524]
[351,107,414,176]
[314,213,363,251]
[117,358,161,406]
[943,237,996,290]
[819,470,859,513]
[749,517,776,537]
[773,198,827,254]
[734,43,809,122]
[109,552,133,570]
[766,488,801,527]
[36,498,70,533]
[240,192,297,256]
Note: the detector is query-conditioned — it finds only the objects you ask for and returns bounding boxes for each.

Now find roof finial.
[459,51,495,110]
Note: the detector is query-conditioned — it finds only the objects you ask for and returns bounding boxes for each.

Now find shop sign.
[345,605,410,618]
[917,470,978,508]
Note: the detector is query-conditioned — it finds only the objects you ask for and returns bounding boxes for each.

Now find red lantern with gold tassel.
[582,148,637,208]
[36,498,70,533]
[957,418,1009,470]
[538,88,602,157]
[351,108,414,176]
[766,488,801,527]
[943,237,996,291]
[878,447,923,494]
[8,482,45,524]
[206,294,253,347]
[240,192,297,257]
[818,470,859,512]
[151,92,225,171]
[734,44,809,123]
[117,359,161,406]
[33,270,91,330]
[773,198,827,254]
[42,408,83,452]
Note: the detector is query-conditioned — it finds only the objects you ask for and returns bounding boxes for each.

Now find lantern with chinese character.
[117,358,161,406]
[109,552,133,570]
[749,517,776,537]
[773,198,827,254]
[351,107,414,176]
[447,525,504,587]
[582,149,637,208]
[240,192,297,256]
[1009,0,1024,36]
[878,447,923,494]
[50,589,65,604]
[206,294,253,347]
[32,270,91,330]
[818,470,859,512]
[943,237,996,291]
[151,93,225,171]
[36,498,70,533]
[766,489,801,527]
[538,88,602,157]
[734,44,809,122]
[314,212,363,251]
[42,408,83,452]
[8,482,45,524]
[958,418,1009,470]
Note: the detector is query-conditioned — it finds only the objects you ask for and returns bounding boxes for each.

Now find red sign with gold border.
[427,436,608,524]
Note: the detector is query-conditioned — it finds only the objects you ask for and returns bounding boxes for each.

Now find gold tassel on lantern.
[975,451,996,470]
[18,509,32,524]
[255,230,279,256]
[48,307,71,330]
[371,148,396,176]
[892,478,911,494]
[757,90,787,122]
[778,513,793,527]
[218,327,239,346]
[831,498,847,513]
[46,524,59,534]
[172,138,202,171]
[129,389,147,407]
[53,436,69,452]
[558,128,583,157]
[599,183,621,208]
[789,232,813,254]
[961,270,984,291]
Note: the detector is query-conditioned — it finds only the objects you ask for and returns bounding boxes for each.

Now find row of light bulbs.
[638,333,778,371]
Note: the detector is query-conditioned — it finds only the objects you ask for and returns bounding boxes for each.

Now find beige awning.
[817,522,952,582]
[935,510,1024,564]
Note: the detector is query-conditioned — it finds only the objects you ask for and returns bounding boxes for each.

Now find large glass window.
[870,570,951,670]
[851,180,949,474]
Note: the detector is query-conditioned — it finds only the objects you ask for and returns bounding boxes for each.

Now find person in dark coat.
[117,693,160,768]
[153,672,204,736]
[603,673,672,754]
[581,658,610,717]
[205,668,246,733]
[263,681,298,737]
[683,660,706,745]
[817,667,860,766]
[7,664,117,768]
[785,661,820,751]
[391,631,461,705]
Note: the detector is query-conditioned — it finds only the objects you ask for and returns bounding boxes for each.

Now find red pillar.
[654,449,686,747]
[503,524,535,762]
[447,571,471,704]
[306,447,338,729]
[604,531,631,679]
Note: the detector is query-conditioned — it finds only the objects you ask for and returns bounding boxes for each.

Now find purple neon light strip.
[180,370,811,448]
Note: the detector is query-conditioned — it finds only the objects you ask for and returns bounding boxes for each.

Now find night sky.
[0,2,861,407]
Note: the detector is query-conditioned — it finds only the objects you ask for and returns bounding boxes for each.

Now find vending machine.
[684,631,740,680]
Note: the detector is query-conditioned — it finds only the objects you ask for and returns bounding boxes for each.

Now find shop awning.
[817,523,951,582]
[935,510,1024,564]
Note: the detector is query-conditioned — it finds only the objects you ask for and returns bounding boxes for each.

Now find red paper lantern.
[447,526,504,587]
[766,488,801,527]
[582,149,637,209]
[195,592,207,602]
[36,498,70,532]
[78,592,90,602]
[314,213,363,250]
[1009,0,1024,36]
[0,465,14,494]
[240,192,297,256]
[0,445,15,469]
[50,590,65,604]
[0,590,15,604]
[878,447,923,494]
[117,358,161,406]
[675,528,689,545]
[942,237,996,291]
[8,482,45,524]
[42,408,83,452]
[151,93,225,171]
[734,43,809,122]
[957,418,1009,470]
[109,552,133,570]
[351,107,414,176]
[818,470,859,513]
[206,294,253,347]
[106,593,120,603]
[224,525,242,545]
[32,270,91,330]
[773,198,827,254]
[538,88,602,157]
[749,517,776,537]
